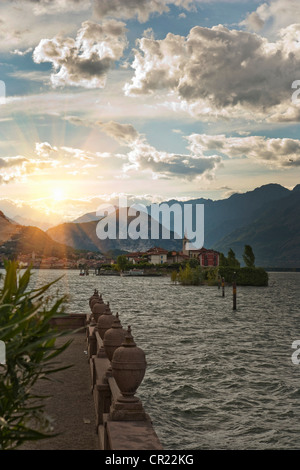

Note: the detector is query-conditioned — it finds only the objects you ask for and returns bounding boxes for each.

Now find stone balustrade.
[86,289,163,451]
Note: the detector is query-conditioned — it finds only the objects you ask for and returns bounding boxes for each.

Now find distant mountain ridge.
[47,208,182,254]
[54,184,300,267]
[214,189,300,267]
[1,184,299,267]
[0,211,85,259]
[72,212,102,224]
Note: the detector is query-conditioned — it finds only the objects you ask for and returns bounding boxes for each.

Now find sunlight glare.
[52,188,65,202]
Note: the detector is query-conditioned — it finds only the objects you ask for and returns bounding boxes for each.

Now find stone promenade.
[20,333,99,450]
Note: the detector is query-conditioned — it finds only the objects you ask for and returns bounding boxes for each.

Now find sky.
[0,0,300,226]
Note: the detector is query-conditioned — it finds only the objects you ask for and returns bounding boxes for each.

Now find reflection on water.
[2,269,300,449]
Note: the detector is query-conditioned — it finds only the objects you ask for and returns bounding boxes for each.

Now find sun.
[52,188,65,202]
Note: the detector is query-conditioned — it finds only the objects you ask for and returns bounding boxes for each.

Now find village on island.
[5,237,220,272]
[1,235,267,287]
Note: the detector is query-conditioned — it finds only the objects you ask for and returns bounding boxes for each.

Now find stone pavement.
[20,333,99,450]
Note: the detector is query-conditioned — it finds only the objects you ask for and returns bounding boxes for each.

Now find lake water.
[3,269,300,449]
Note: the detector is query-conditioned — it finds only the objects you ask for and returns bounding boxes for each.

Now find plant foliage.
[0,261,72,449]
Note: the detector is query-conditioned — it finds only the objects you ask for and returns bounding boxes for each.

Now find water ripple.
[17,270,300,450]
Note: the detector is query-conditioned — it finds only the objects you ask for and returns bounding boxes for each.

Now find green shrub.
[0,261,71,449]
[178,264,204,285]
[218,266,268,286]
[205,267,219,285]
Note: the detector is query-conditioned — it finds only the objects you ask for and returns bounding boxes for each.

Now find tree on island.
[219,252,228,266]
[243,244,255,268]
[116,254,130,272]
[188,258,199,268]
[227,248,240,268]
[219,249,240,268]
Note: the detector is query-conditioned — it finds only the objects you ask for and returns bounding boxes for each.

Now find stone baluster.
[92,298,107,323]
[90,293,104,312]
[96,305,116,358]
[89,289,99,309]
[109,326,148,421]
[103,313,126,381]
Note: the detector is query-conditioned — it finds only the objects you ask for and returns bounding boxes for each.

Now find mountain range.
[47,208,182,254]
[0,183,299,267]
[0,211,84,259]
[46,183,300,268]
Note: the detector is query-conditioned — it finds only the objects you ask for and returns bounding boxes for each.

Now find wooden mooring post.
[222,277,225,297]
[232,271,237,310]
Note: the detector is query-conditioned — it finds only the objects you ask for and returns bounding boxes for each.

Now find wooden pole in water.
[222,277,225,297]
[233,271,237,310]
[218,275,221,290]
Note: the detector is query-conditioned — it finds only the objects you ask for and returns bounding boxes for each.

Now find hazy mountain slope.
[0,211,85,258]
[47,209,182,254]
[153,184,291,248]
[0,210,21,243]
[72,212,101,224]
[214,190,300,267]
[48,184,299,265]
[4,183,295,266]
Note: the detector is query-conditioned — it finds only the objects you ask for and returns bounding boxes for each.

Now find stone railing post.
[96,306,116,358]
[93,297,109,319]
[109,326,148,421]
[86,292,163,449]
[89,289,99,309]
[103,313,126,381]
[87,326,97,358]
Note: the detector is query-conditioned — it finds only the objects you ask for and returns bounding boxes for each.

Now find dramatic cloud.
[35,142,111,162]
[0,156,28,169]
[0,3,82,52]
[0,142,108,185]
[0,153,58,184]
[242,12,265,32]
[93,0,195,23]
[10,47,33,56]
[33,20,128,88]
[35,142,58,158]
[100,121,222,180]
[242,0,300,34]
[124,24,300,121]
[16,0,91,15]
[99,120,140,144]
[125,141,222,180]
[187,134,300,167]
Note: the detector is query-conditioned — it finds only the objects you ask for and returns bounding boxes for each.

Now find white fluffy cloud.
[15,0,91,15]
[125,141,222,180]
[93,0,195,23]
[100,121,222,180]
[0,153,57,184]
[0,156,28,169]
[33,20,128,88]
[187,134,300,168]
[98,121,140,144]
[0,142,114,185]
[242,0,300,35]
[124,24,300,121]
[0,2,83,52]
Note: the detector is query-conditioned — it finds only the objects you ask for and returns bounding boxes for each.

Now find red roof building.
[197,248,220,267]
